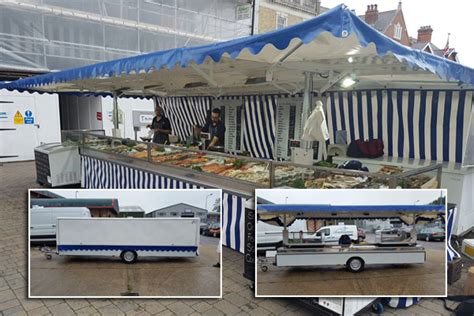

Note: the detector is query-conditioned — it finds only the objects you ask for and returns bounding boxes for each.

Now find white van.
[313,224,359,244]
[30,206,91,241]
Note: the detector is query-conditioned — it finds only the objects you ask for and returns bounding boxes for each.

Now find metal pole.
[283,213,288,245]
[112,92,120,137]
[250,0,257,35]
[301,72,314,150]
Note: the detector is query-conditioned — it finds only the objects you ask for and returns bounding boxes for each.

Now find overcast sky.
[322,0,474,68]
[257,189,444,205]
[48,189,220,214]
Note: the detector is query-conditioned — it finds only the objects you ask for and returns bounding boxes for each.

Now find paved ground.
[30,245,220,297]
[0,161,460,315]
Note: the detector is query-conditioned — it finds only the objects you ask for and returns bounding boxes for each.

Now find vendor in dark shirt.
[147,106,172,144]
[202,108,226,150]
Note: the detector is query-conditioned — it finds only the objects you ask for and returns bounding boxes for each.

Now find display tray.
[65,132,443,194]
[81,147,267,198]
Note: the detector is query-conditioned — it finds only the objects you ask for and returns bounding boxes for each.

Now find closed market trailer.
[56,217,200,263]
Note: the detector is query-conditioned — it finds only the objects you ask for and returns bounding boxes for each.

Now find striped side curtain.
[242,95,277,159]
[156,96,211,141]
[325,90,473,163]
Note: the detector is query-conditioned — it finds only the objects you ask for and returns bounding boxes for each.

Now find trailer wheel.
[372,301,384,314]
[121,250,137,264]
[346,257,364,272]
[261,265,268,272]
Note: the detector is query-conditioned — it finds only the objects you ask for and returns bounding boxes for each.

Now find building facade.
[255,0,326,34]
[119,205,146,218]
[358,3,410,46]
[147,203,208,224]
[359,3,458,62]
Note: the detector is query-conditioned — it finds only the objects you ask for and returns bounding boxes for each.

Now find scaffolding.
[0,0,252,73]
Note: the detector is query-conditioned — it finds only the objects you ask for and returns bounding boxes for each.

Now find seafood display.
[81,135,438,189]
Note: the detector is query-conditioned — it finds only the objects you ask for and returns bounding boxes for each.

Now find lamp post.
[205,193,215,212]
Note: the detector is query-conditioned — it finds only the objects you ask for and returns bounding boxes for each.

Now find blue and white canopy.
[1,5,473,97]
[257,203,446,219]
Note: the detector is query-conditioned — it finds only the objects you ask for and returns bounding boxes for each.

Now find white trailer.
[275,245,426,272]
[257,203,445,273]
[55,217,200,263]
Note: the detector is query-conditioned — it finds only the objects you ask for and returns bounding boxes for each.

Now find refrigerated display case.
[62,131,442,198]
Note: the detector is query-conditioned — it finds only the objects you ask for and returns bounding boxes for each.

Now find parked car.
[203,222,221,237]
[375,228,411,243]
[417,227,445,241]
[357,228,366,242]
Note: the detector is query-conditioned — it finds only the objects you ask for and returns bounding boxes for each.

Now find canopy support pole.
[112,92,121,138]
[411,214,417,244]
[190,64,218,87]
[301,71,314,150]
[282,213,289,245]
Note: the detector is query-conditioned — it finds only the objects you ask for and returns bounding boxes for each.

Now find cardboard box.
[462,239,474,260]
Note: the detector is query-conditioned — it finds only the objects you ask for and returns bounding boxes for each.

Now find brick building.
[410,26,458,62]
[358,2,410,46]
[359,2,458,62]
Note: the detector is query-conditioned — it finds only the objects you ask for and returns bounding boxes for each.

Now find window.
[394,23,402,40]
[170,212,178,216]
[236,4,251,20]
[276,12,288,29]
[197,212,205,216]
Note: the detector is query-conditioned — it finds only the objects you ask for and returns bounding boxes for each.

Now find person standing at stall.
[202,108,226,150]
[147,106,172,144]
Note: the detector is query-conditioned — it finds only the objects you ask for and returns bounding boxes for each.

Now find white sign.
[139,114,153,124]
[275,98,303,159]
[0,111,9,122]
[275,104,290,158]
[225,105,238,151]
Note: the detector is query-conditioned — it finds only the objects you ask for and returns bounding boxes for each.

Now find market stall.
[2,4,474,258]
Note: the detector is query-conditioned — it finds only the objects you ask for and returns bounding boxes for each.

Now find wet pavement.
[29,245,220,297]
[256,248,446,296]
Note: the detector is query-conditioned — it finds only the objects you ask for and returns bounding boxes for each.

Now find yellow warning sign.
[14,111,23,125]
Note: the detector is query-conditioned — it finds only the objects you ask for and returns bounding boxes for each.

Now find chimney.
[364,4,379,25]
[417,25,433,43]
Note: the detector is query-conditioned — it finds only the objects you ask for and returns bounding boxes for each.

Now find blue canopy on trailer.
[257,204,445,214]
[1,4,473,96]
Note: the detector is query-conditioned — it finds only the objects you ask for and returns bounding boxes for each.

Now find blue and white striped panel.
[382,297,421,309]
[156,96,211,142]
[326,90,473,163]
[221,192,245,253]
[242,95,277,159]
[447,207,460,262]
[81,156,245,253]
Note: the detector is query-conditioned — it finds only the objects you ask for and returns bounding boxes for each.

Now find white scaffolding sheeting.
[0,0,252,72]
